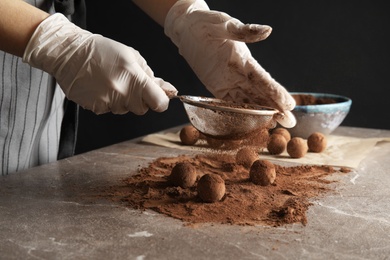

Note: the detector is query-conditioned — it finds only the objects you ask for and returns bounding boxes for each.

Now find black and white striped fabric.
[0,58,64,175]
[0,0,66,175]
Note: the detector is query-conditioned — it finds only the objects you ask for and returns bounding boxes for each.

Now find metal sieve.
[175,95,281,139]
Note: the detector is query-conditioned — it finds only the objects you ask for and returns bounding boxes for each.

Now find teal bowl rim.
[290,92,352,113]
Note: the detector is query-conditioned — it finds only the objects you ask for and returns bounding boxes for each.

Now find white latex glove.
[165,0,296,128]
[23,13,177,115]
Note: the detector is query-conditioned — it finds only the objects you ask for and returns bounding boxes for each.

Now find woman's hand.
[164,0,296,127]
[23,13,176,115]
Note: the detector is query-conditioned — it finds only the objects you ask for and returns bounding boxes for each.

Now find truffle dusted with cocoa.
[308,132,327,153]
[168,162,197,188]
[272,128,291,142]
[197,174,226,203]
[236,147,258,168]
[249,159,276,186]
[267,134,287,155]
[287,137,308,158]
[180,125,200,145]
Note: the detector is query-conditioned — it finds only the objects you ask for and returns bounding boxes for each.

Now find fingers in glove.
[129,50,176,113]
[109,76,174,115]
[200,11,272,43]
[225,19,272,43]
[154,78,178,98]
[142,78,172,113]
[244,59,296,112]
[219,60,295,112]
[111,74,171,115]
[243,60,297,128]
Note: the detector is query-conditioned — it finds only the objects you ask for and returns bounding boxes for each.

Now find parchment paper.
[141,132,390,169]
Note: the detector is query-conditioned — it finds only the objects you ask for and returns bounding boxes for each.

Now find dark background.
[76,1,389,154]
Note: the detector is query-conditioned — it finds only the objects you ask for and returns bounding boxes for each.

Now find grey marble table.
[1,126,390,260]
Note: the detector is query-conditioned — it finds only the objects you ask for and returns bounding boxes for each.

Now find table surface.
[1,126,390,260]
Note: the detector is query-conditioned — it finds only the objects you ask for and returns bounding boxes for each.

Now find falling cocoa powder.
[195,127,269,152]
[102,153,348,227]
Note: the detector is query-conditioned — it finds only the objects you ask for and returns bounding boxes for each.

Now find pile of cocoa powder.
[104,153,348,227]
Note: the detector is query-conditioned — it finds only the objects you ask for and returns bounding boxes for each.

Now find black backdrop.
[76,1,389,154]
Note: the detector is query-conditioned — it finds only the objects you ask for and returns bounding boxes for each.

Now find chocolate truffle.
[267,134,287,155]
[236,147,258,168]
[197,174,225,203]
[287,137,308,158]
[168,162,197,188]
[249,159,276,186]
[308,132,327,153]
[272,128,291,142]
[180,125,200,145]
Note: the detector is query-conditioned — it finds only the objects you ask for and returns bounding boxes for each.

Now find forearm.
[0,0,49,57]
[132,0,178,27]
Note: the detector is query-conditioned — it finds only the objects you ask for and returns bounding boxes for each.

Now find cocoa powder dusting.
[102,153,347,227]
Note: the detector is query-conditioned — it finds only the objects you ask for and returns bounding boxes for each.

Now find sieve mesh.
[180,96,278,139]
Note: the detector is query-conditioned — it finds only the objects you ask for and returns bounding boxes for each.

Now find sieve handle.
[165,90,181,99]
[273,111,297,128]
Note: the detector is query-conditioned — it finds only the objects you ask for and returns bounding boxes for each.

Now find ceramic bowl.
[287,92,352,138]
